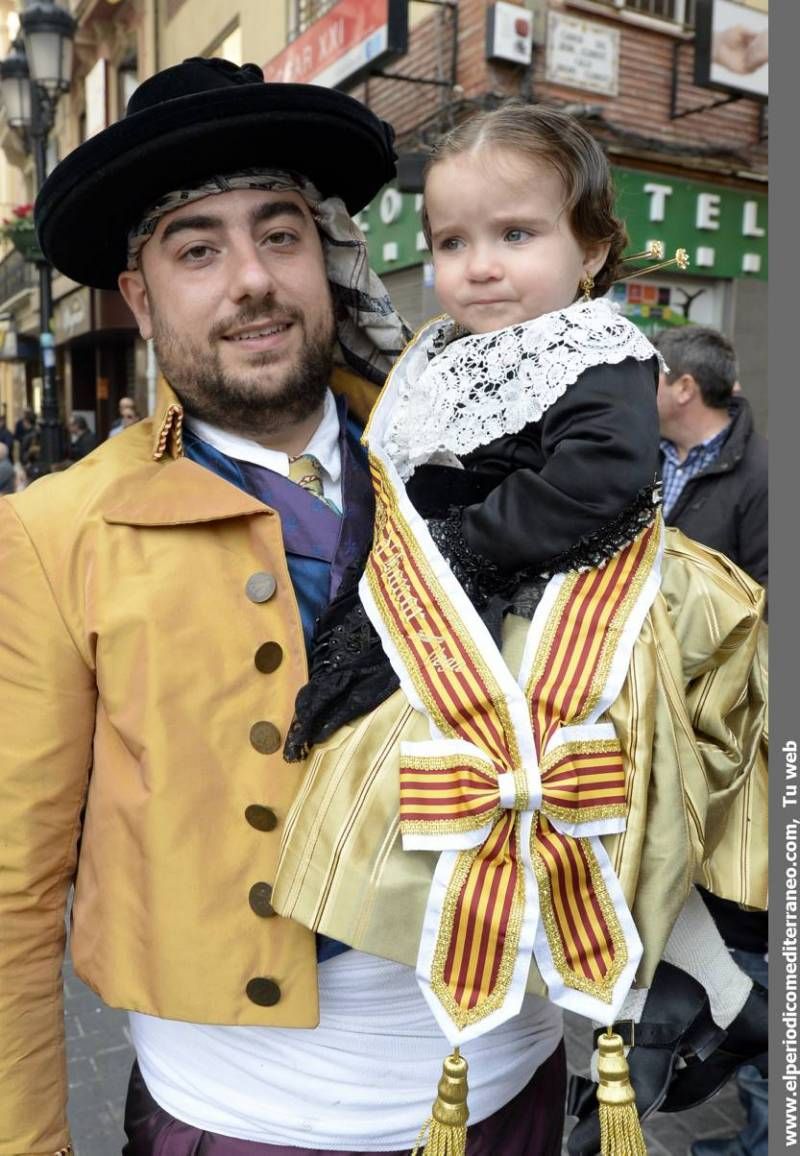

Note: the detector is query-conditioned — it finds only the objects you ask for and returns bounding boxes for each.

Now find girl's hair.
[424,101,628,297]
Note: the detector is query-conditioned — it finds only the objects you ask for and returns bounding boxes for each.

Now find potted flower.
[0,203,44,262]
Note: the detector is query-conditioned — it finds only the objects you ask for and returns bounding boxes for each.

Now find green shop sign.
[356,168,767,281]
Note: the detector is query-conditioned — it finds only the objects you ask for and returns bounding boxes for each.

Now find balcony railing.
[287,0,338,41]
[598,0,696,25]
[0,246,36,310]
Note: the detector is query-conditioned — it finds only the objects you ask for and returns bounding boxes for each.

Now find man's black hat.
[35,57,397,290]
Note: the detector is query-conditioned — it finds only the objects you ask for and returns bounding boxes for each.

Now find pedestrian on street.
[0,443,14,494]
[14,406,37,462]
[0,57,568,1156]
[653,325,769,1156]
[109,396,142,437]
[0,413,13,457]
[654,326,768,589]
[67,413,99,460]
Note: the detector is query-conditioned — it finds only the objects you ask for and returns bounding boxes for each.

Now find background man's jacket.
[663,395,768,588]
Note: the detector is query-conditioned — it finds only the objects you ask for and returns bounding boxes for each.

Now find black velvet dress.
[285,354,661,760]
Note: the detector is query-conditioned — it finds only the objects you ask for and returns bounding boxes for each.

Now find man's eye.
[263,230,298,247]
[504,228,532,243]
[181,243,214,262]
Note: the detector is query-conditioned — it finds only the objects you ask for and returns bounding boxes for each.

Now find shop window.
[287,0,337,41]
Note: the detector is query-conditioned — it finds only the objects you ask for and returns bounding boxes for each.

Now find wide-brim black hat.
[35,57,397,290]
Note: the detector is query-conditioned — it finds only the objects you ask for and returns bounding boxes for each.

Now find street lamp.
[0,0,76,471]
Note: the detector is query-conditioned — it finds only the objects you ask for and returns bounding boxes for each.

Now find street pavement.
[64,961,746,1155]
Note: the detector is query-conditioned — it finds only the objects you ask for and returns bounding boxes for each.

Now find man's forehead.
[158,186,312,228]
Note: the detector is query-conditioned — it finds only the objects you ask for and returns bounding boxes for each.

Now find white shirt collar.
[183,389,342,484]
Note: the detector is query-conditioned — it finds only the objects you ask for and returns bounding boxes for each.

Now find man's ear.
[675,372,698,404]
[118,269,153,340]
[584,240,611,278]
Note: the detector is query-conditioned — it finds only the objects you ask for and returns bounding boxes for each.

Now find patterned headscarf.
[127,168,411,386]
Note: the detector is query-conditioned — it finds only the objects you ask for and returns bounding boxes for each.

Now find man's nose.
[228,239,277,300]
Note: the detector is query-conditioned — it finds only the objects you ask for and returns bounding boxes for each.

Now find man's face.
[118,188,336,433]
[656,371,682,439]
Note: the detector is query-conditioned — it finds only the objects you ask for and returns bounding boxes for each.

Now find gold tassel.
[596,1029,648,1156]
[411,1049,469,1156]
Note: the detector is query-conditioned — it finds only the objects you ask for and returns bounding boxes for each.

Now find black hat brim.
[36,83,396,290]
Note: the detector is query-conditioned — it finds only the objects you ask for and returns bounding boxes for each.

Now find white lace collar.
[381,298,664,481]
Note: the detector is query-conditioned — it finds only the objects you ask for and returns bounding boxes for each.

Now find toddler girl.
[283,103,767,1152]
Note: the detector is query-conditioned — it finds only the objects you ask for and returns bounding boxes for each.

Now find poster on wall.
[694,0,768,100]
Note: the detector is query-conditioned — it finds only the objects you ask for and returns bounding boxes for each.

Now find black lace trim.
[536,482,661,578]
[283,571,399,762]
[428,482,661,607]
[426,511,519,608]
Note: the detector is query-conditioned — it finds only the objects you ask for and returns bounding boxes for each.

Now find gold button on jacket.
[0,372,378,1156]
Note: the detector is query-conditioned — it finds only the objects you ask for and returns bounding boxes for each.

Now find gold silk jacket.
[273,531,767,992]
[0,372,377,1156]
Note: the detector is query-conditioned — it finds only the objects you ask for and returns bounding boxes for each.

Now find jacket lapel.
[104,456,271,526]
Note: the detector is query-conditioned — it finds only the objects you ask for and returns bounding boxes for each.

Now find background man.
[655,323,768,1156]
[0,442,14,494]
[13,405,37,462]
[0,411,13,457]
[654,325,768,589]
[0,58,566,1156]
[109,396,142,437]
[67,412,98,460]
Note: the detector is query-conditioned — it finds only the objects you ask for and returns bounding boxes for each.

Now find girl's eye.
[437,236,463,252]
[505,228,532,243]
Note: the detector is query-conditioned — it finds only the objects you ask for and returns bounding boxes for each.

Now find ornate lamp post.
[0,0,76,470]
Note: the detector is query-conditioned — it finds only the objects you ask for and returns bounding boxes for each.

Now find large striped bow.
[398,717,632,1035]
[400,726,627,847]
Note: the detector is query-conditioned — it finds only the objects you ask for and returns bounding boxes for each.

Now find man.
[67,413,98,460]
[109,396,141,437]
[13,406,36,461]
[0,442,14,494]
[0,58,566,1156]
[654,325,768,1156]
[0,413,13,457]
[653,326,768,588]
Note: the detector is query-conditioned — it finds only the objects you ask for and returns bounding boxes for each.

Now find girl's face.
[425,146,609,334]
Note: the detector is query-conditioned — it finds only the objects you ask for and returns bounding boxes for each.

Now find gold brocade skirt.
[273,529,767,994]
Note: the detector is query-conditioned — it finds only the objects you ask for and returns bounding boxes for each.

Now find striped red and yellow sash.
[360,440,661,1042]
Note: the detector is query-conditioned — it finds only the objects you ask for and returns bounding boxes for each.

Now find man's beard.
[151,299,336,436]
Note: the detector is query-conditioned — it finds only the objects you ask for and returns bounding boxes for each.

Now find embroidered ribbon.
[359,320,663,1043]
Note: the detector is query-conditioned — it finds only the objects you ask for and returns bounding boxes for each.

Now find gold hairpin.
[625,241,665,262]
[615,247,690,283]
